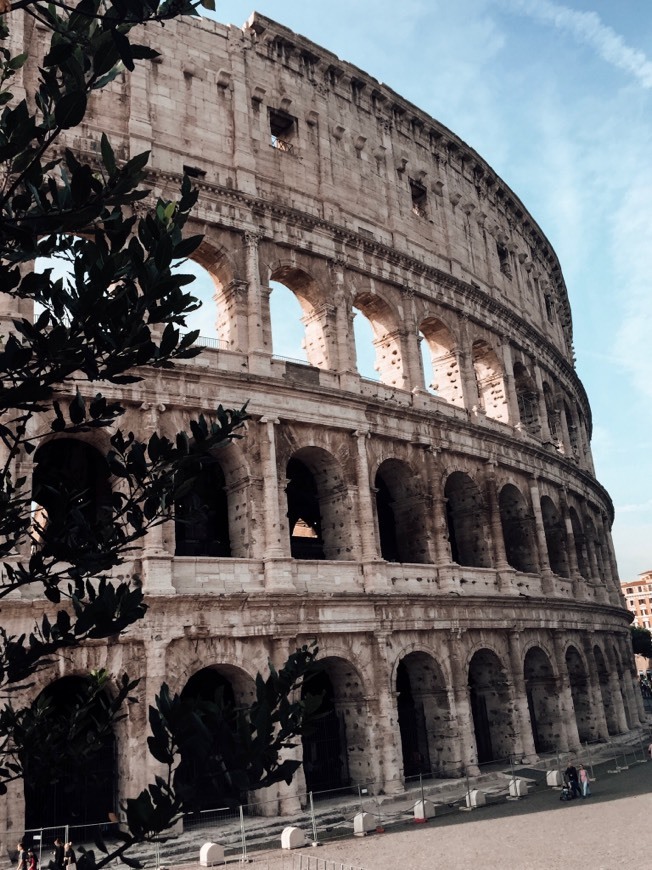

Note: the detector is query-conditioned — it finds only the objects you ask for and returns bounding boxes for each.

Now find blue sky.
[190,0,652,582]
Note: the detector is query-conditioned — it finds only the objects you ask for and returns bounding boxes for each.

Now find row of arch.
[188,245,589,462]
[23,633,639,826]
[29,436,615,591]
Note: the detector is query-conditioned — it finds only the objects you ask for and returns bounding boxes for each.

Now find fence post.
[238,804,247,863]
[585,741,595,780]
[310,791,318,846]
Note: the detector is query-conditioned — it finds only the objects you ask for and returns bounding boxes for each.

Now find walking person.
[16,843,28,870]
[564,760,582,799]
[579,763,591,797]
[63,843,75,870]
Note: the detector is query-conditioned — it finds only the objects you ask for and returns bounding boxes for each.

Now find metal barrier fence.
[1,729,650,868]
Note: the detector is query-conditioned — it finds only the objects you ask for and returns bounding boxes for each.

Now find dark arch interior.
[178,668,240,810]
[175,461,231,557]
[301,669,347,793]
[444,472,490,568]
[375,472,399,562]
[499,484,538,573]
[24,676,116,830]
[468,650,513,763]
[286,456,324,559]
[524,647,558,753]
[32,439,111,558]
[396,660,431,778]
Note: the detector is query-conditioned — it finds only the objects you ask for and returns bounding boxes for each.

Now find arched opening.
[540,495,570,577]
[352,306,378,380]
[565,646,595,742]
[177,259,222,343]
[513,361,540,435]
[419,317,463,406]
[177,665,255,811]
[524,647,560,753]
[584,516,604,582]
[286,448,353,561]
[301,657,369,794]
[269,280,308,364]
[569,507,588,577]
[24,676,116,829]
[594,647,618,735]
[444,471,491,568]
[498,484,538,573]
[374,459,430,564]
[353,291,405,387]
[471,340,508,422]
[175,460,231,556]
[468,649,514,763]
[397,652,454,779]
[269,267,333,369]
[32,438,111,559]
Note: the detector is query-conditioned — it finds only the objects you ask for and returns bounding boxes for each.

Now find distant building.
[621,571,652,630]
[621,571,652,675]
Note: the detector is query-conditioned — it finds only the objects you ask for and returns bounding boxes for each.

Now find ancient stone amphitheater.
[3,10,644,833]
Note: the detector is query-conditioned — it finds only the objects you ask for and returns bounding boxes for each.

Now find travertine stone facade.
[1,11,643,832]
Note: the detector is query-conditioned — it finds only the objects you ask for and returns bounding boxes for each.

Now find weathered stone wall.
[1,10,641,835]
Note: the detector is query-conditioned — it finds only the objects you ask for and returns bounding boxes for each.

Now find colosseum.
[2,9,645,834]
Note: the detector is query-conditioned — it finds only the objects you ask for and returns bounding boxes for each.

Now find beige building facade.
[1,11,644,834]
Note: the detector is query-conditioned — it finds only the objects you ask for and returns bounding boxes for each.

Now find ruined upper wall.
[13,10,574,363]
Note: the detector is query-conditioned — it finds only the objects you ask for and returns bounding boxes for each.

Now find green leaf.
[54,91,88,128]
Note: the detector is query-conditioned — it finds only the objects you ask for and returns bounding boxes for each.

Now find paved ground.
[215,757,651,869]
[312,758,652,870]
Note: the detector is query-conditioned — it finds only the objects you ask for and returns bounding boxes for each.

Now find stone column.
[607,670,629,733]
[507,633,538,763]
[243,232,270,374]
[528,477,553,592]
[600,513,623,605]
[560,494,580,579]
[484,464,509,571]
[423,446,451,565]
[551,634,581,752]
[353,430,379,562]
[457,348,481,412]
[374,632,406,794]
[401,287,424,391]
[580,637,609,741]
[533,364,552,442]
[260,419,293,591]
[329,260,355,375]
[448,638,480,775]
[139,402,174,594]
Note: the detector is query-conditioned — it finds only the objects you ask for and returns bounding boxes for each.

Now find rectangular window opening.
[410,178,428,218]
[269,108,297,153]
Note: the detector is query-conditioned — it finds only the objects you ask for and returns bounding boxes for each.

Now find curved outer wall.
[1,11,643,828]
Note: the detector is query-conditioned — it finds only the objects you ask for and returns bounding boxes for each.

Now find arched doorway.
[375,459,430,564]
[524,647,561,753]
[286,448,352,560]
[177,665,255,811]
[175,460,231,556]
[32,438,111,559]
[540,495,570,577]
[418,317,463,406]
[498,484,538,573]
[301,657,369,795]
[24,676,116,829]
[396,652,453,778]
[468,649,514,763]
[444,471,491,568]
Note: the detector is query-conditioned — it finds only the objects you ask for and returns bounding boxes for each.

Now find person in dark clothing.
[52,839,64,870]
[565,761,582,798]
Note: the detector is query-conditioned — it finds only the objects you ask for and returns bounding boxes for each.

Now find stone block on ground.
[509,778,528,797]
[466,789,486,808]
[414,799,436,821]
[199,842,224,866]
[353,811,377,835]
[546,769,563,787]
[281,826,306,850]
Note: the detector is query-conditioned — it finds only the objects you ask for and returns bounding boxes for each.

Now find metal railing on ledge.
[195,335,229,350]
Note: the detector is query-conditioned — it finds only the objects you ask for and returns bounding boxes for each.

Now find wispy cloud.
[504,0,652,88]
